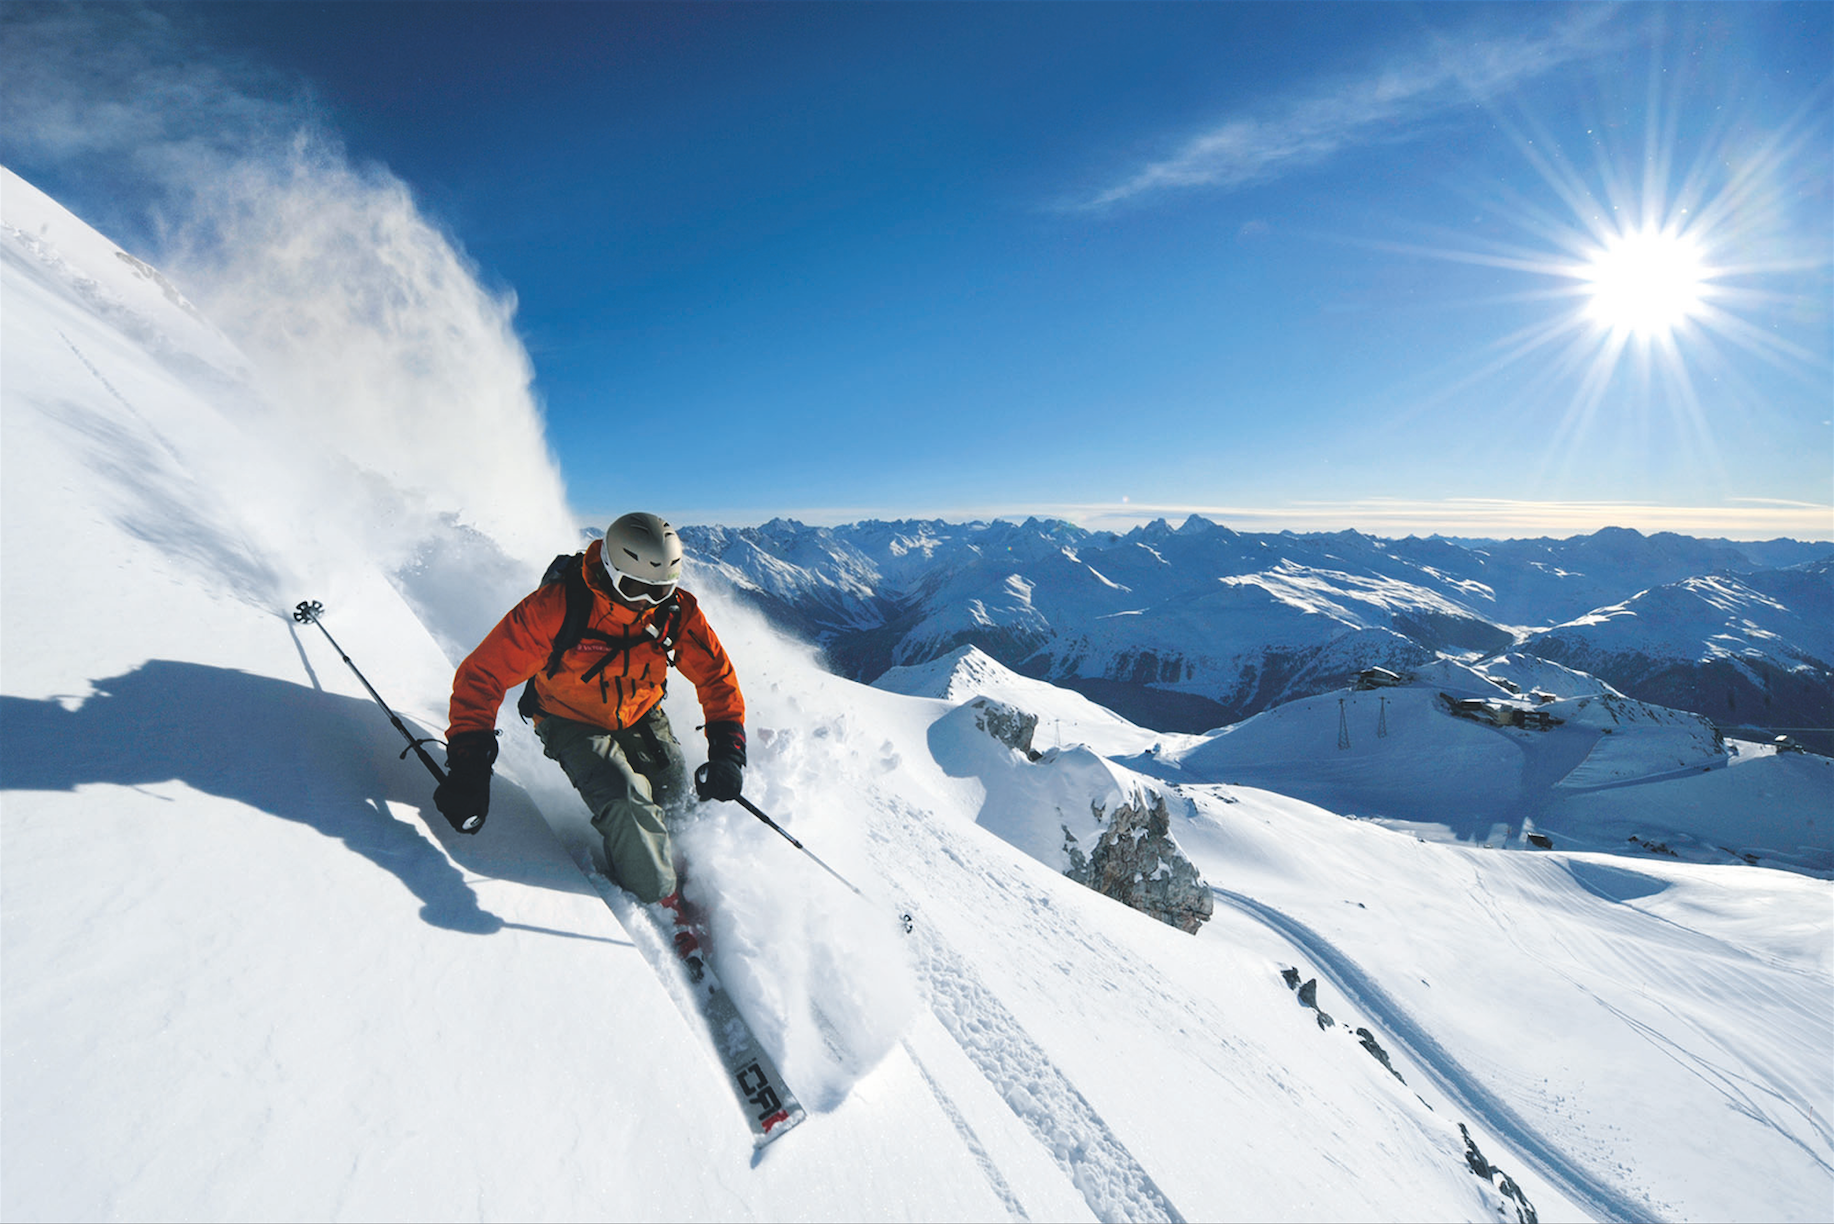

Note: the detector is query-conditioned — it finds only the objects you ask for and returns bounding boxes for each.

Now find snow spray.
[719,790,914,933]
[4,6,577,656]
[661,576,923,1110]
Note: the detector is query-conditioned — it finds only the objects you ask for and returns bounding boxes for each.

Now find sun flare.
[1391,74,1827,471]
[1580,228,1710,339]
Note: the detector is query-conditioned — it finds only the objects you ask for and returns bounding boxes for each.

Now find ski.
[575,864,805,1146]
[662,905,807,1146]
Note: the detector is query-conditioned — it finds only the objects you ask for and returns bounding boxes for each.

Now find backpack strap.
[575,595,682,685]
[544,557,595,678]
[650,595,684,661]
[518,552,590,722]
[519,585,684,722]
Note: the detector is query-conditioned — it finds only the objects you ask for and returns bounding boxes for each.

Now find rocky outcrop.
[1459,1125,1539,1224]
[1067,790,1214,934]
[1282,967,1338,1031]
[968,697,1040,760]
[1355,1027,1403,1081]
[953,695,1210,933]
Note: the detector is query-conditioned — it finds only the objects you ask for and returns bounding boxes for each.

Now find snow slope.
[882,649,1834,1220]
[0,164,998,1220]
[1144,659,1831,875]
[5,164,1830,1223]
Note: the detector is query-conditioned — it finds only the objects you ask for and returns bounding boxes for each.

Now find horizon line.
[596,498,1834,544]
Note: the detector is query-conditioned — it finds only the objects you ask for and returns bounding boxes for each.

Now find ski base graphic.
[685,956,806,1145]
[579,867,806,1146]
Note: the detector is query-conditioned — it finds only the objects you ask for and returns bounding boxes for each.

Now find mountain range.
[681,518,1833,750]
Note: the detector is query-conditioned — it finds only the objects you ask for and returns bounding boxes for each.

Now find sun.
[1357,31,1829,513]
[1579,227,1711,339]
[1384,84,1824,445]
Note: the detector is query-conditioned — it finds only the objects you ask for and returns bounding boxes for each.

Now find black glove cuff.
[446,729,499,774]
[705,720,746,767]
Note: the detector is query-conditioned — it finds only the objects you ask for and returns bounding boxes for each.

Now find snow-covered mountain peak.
[1221,559,1483,629]
[872,643,1007,697]
[1473,652,1626,700]
[1520,565,1833,747]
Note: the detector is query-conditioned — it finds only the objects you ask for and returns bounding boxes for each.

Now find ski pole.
[713,784,912,932]
[292,600,455,798]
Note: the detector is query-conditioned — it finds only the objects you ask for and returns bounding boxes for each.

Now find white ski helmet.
[601,512,683,605]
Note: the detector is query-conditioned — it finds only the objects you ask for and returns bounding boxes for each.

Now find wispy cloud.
[1078,11,1616,210]
[1067,498,1833,541]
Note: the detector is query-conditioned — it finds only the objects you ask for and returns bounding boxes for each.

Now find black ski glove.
[434,730,498,834]
[695,720,746,803]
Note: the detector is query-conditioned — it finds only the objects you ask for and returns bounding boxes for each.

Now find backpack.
[516,551,683,722]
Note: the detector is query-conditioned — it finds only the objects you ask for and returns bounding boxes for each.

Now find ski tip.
[753,1105,807,1147]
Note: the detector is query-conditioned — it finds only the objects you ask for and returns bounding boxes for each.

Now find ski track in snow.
[1209,885,1661,1224]
[900,1039,1031,1222]
[913,926,1186,1224]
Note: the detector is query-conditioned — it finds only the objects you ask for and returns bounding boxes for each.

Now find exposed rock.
[1067,790,1214,934]
[1295,976,1334,1029]
[1061,824,1088,882]
[1459,1124,1539,1224]
[1355,1027,1404,1083]
[1283,969,1404,1076]
[1279,965,1533,1223]
[968,697,1041,759]
[1461,1124,1494,1178]
[957,700,1208,931]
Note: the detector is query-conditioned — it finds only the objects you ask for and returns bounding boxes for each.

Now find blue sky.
[5,2,1830,538]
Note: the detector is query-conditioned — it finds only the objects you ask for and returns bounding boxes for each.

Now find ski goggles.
[611,571,676,606]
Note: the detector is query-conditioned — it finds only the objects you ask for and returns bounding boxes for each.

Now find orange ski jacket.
[447,540,744,739]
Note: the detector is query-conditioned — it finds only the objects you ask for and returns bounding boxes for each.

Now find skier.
[433,512,746,908]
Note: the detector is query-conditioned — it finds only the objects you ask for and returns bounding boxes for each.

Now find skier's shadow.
[0,658,605,937]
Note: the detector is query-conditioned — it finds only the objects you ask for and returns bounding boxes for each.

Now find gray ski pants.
[536,706,687,904]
